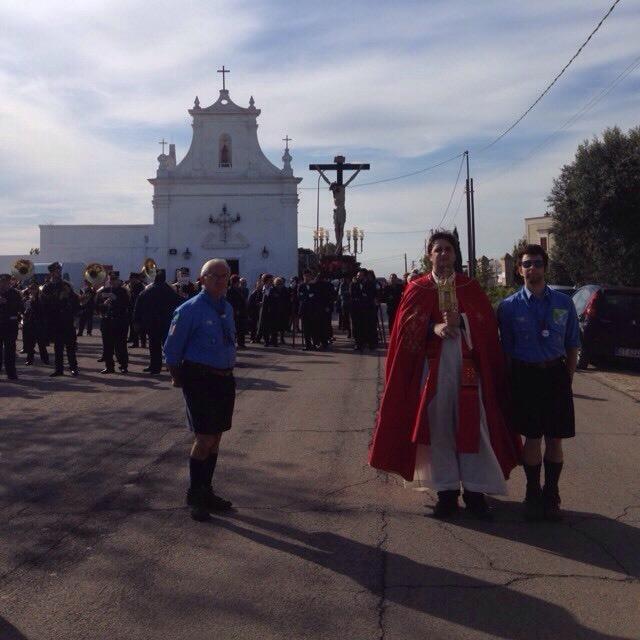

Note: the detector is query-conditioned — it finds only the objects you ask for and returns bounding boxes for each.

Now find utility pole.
[465,150,477,278]
[404,253,408,274]
[470,177,476,276]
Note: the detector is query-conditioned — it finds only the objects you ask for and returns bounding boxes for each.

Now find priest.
[369,231,521,519]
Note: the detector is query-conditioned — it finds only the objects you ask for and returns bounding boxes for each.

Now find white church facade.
[5,82,301,286]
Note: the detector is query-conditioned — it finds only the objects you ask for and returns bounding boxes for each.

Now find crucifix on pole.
[158,138,167,154]
[309,155,370,255]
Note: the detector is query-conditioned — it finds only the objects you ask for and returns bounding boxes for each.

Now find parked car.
[549,284,576,296]
[572,285,640,369]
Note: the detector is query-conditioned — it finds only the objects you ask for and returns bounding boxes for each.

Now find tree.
[548,126,640,286]
[511,236,528,285]
[476,255,494,290]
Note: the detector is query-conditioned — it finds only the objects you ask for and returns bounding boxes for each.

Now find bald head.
[200,259,231,299]
[200,259,230,278]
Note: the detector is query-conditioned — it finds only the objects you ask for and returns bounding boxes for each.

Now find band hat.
[109,270,120,279]
[129,272,139,279]
[0,273,11,281]
[48,261,62,272]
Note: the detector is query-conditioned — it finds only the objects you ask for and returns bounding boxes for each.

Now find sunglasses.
[521,259,544,269]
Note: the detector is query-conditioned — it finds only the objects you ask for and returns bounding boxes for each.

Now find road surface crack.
[376,509,388,640]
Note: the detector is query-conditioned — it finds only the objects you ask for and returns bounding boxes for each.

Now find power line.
[451,185,467,224]
[478,0,623,152]
[480,51,640,184]
[437,152,466,228]
[299,151,465,190]
[516,53,640,162]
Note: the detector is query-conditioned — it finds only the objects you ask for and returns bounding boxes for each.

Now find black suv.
[572,285,640,369]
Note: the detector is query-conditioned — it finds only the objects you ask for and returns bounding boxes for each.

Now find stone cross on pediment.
[208,204,241,243]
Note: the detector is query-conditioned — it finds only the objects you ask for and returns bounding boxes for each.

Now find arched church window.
[219,134,232,168]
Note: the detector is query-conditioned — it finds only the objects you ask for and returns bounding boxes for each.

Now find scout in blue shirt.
[497,245,579,523]
[164,259,236,522]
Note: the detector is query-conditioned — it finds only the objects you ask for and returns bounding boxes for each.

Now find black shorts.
[181,362,236,434]
[510,360,575,439]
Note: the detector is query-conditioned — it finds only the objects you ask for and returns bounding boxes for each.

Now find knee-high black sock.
[189,457,208,492]
[205,452,219,489]
[543,459,563,498]
[523,463,542,499]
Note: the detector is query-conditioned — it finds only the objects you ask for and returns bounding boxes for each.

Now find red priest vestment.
[369,273,522,482]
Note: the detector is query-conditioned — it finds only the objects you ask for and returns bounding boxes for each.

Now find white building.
[525,213,554,254]
[3,83,301,286]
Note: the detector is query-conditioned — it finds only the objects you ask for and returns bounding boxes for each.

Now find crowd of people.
[0,260,415,381]
[3,233,582,527]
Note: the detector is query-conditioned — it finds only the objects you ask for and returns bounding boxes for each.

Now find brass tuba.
[142,258,157,283]
[85,262,107,287]
[12,258,34,282]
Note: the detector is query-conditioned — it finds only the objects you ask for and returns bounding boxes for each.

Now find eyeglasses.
[203,273,229,280]
[521,259,544,269]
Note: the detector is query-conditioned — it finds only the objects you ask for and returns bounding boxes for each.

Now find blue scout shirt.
[164,290,236,369]
[497,285,580,363]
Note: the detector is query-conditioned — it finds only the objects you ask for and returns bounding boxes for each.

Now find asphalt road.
[1,334,639,640]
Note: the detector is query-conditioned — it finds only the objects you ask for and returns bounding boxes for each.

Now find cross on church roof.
[282,135,292,150]
[217,65,230,91]
[158,138,167,154]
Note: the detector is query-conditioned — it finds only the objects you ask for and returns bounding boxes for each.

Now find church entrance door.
[227,259,239,275]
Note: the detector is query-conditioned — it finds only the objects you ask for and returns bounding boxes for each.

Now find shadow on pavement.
[215,513,629,640]
[0,618,29,640]
[446,500,640,577]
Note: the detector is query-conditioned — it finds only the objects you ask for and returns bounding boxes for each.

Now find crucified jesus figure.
[315,166,364,255]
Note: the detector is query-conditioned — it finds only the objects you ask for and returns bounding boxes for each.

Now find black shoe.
[50,371,64,377]
[19,348,26,354]
[119,368,128,374]
[202,488,233,512]
[142,366,152,372]
[186,488,211,522]
[97,357,104,362]
[70,369,79,377]
[187,487,233,512]
[25,359,33,366]
[432,490,459,519]
[100,368,115,374]
[463,491,493,521]
[523,489,544,522]
[542,487,563,522]
[87,332,93,336]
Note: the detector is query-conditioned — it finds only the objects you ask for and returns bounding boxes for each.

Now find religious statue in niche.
[220,144,230,166]
[219,134,232,168]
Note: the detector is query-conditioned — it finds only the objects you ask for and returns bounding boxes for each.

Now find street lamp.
[347,226,364,257]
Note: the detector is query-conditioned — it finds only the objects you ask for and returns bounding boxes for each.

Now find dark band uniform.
[297,281,318,349]
[350,279,377,349]
[41,274,79,374]
[96,276,130,372]
[164,290,236,434]
[498,286,580,439]
[0,279,24,379]
[22,290,49,365]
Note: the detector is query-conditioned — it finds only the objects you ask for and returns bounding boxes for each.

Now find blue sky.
[1,0,639,275]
